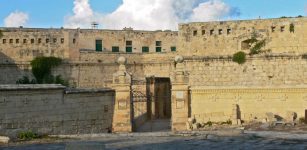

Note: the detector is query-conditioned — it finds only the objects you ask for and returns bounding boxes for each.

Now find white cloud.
[64,0,240,30]
[4,11,29,27]
[64,0,95,28]
[191,0,238,22]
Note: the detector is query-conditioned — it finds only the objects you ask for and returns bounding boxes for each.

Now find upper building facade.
[0,17,306,63]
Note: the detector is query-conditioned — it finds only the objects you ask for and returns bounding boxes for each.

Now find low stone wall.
[0,85,115,137]
[190,86,307,124]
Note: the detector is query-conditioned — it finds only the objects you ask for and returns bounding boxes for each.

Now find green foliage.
[290,23,295,33]
[221,119,232,125]
[297,15,303,18]
[17,131,39,141]
[16,76,36,84]
[204,121,213,127]
[30,57,62,84]
[55,75,69,86]
[280,16,287,18]
[250,40,266,55]
[232,51,246,64]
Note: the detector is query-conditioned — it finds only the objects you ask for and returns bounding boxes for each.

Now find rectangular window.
[2,39,6,44]
[16,39,19,44]
[112,46,119,52]
[156,41,162,46]
[227,29,232,35]
[218,29,223,35]
[202,30,206,35]
[126,41,132,46]
[9,39,13,43]
[193,30,198,36]
[46,39,49,43]
[53,38,57,43]
[171,46,176,52]
[271,26,276,32]
[156,47,162,52]
[142,46,149,53]
[73,38,76,44]
[23,39,27,43]
[31,39,34,44]
[61,38,64,44]
[95,40,103,52]
[210,29,214,35]
[126,47,132,53]
[38,38,42,44]
[281,26,285,32]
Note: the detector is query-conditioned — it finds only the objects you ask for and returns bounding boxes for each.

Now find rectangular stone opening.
[281,26,285,32]
[271,26,276,32]
[2,39,6,44]
[193,30,198,36]
[210,29,214,35]
[227,29,232,35]
[9,39,13,44]
[31,39,35,44]
[23,39,27,44]
[218,29,223,35]
[46,39,49,43]
[61,38,64,44]
[202,30,206,35]
[16,39,19,44]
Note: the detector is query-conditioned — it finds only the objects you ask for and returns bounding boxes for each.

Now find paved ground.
[1,134,307,150]
[136,119,171,132]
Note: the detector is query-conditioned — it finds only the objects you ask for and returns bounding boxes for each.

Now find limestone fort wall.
[0,85,114,137]
[178,17,307,56]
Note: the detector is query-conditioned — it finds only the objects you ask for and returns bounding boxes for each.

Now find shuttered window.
[96,40,103,52]
[142,47,149,53]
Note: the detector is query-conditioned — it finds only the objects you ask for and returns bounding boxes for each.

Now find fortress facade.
[0,17,306,134]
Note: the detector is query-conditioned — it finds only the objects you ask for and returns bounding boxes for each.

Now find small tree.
[233,51,246,64]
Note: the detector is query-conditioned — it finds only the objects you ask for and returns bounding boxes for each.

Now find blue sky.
[0,0,306,29]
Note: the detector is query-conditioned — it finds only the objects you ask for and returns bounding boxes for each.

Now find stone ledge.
[64,88,114,94]
[0,84,66,91]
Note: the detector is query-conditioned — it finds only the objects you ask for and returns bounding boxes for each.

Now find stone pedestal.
[112,84,132,133]
[171,83,189,131]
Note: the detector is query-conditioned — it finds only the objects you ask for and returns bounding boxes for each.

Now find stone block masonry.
[0,85,115,137]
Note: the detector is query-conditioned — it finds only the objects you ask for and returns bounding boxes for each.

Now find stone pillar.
[171,55,189,131]
[112,57,132,133]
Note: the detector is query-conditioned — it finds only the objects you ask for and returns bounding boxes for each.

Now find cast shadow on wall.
[0,52,32,84]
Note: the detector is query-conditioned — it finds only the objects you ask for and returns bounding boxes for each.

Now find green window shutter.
[142,47,149,53]
[171,46,176,52]
[112,46,119,52]
[96,40,103,52]
[156,47,162,52]
[126,47,132,53]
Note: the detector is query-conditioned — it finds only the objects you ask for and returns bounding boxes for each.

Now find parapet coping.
[0,84,66,90]
[190,85,307,90]
[65,88,114,94]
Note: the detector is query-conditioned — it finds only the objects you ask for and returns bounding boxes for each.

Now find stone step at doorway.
[136,119,171,132]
